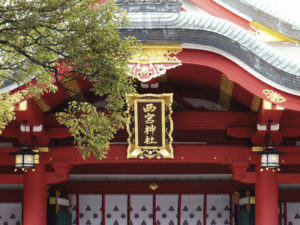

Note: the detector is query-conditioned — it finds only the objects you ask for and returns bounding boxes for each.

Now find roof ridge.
[125,11,300,76]
[217,0,300,40]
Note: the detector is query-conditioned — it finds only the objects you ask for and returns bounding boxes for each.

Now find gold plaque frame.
[126,93,174,159]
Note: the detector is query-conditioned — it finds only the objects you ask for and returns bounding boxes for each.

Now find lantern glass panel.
[261,154,268,167]
[24,154,34,166]
[15,155,23,168]
[268,154,279,163]
[261,153,280,168]
[268,154,279,167]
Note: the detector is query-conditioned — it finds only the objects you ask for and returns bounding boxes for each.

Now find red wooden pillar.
[255,167,278,225]
[23,164,47,225]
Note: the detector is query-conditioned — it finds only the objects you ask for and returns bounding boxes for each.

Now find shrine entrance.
[70,194,231,225]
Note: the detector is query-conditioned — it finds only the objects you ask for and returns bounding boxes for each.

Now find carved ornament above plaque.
[128,44,182,82]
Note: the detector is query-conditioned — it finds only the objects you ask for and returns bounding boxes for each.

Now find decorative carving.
[263,90,286,103]
[128,44,182,82]
[250,21,300,44]
[149,183,159,190]
[126,93,173,159]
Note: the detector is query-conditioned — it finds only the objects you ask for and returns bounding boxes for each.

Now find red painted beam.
[278,174,300,183]
[1,127,72,139]
[46,172,70,184]
[258,101,284,125]
[46,161,73,184]
[48,128,71,138]
[177,49,300,111]
[3,111,300,140]
[0,128,20,139]
[279,191,300,202]
[0,191,23,202]
[228,127,253,138]
[230,161,256,184]
[15,101,44,126]
[281,127,300,138]
[0,175,24,184]
[174,111,256,130]
[1,111,258,139]
[2,145,300,166]
[46,145,254,165]
[228,126,299,139]
[53,181,249,194]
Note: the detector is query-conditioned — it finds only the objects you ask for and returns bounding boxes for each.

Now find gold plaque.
[126,94,173,159]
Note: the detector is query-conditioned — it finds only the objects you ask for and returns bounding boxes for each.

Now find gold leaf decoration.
[262,90,286,103]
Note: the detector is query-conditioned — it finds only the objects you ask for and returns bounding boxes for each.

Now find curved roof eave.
[0,80,19,93]
[120,12,300,95]
[216,0,300,41]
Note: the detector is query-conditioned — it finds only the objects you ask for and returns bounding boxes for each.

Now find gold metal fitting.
[149,183,159,191]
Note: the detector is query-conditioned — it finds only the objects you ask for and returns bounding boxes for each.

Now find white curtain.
[105,195,127,225]
[79,194,102,225]
[206,194,230,225]
[181,194,204,225]
[0,203,22,225]
[131,194,153,225]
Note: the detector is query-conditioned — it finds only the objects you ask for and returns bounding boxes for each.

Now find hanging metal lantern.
[257,144,284,171]
[11,144,38,172]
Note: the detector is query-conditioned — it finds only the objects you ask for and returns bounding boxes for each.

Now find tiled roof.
[120,11,300,92]
[218,0,300,40]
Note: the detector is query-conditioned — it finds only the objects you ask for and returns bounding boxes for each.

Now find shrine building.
[0,0,300,225]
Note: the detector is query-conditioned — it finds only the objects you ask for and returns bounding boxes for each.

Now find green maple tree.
[0,0,137,159]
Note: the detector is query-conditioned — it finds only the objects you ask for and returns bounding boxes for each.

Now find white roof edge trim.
[0,83,20,93]
[182,43,300,97]
[126,12,300,76]
[212,0,252,22]
[182,0,211,16]
[241,0,300,28]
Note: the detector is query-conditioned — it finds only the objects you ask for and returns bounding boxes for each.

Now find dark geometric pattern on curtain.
[0,203,22,225]
[287,202,300,225]
[206,195,230,225]
[71,194,232,225]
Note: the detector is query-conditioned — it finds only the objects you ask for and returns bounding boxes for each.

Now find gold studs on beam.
[260,168,281,172]
[14,168,35,173]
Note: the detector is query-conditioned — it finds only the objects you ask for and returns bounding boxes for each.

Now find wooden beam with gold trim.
[218,74,233,111]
